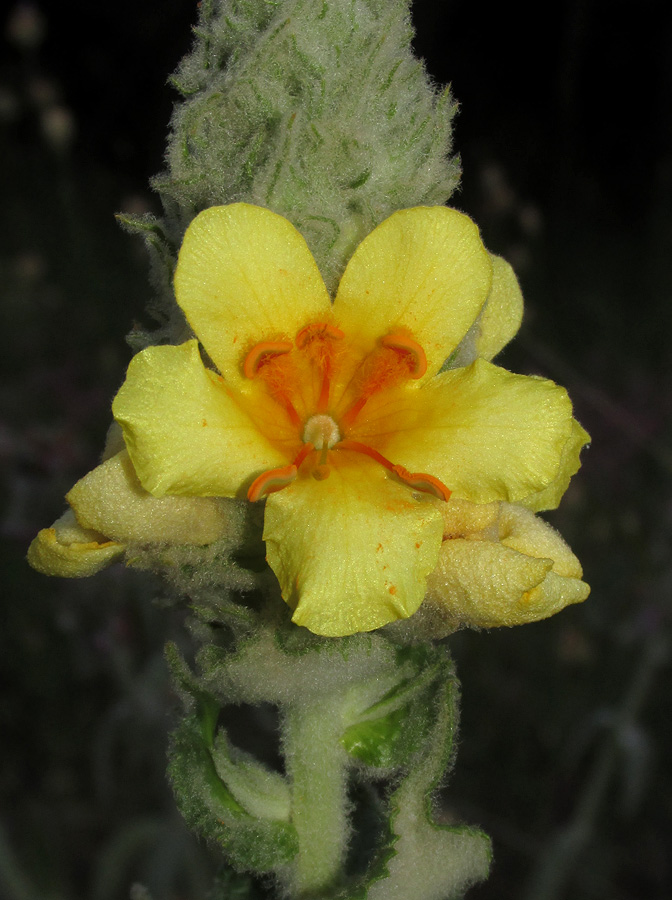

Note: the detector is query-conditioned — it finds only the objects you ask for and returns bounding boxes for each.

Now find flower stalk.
[282,699,351,895]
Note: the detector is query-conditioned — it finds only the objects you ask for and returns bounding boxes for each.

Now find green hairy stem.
[167,623,490,899]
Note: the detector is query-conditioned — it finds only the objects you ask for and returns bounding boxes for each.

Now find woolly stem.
[283,697,350,896]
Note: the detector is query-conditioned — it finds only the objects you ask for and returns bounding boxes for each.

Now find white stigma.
[303,414,341,450]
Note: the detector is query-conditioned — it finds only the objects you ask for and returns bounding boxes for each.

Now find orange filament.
[316,371,331,414]
[337,439,451,501]
[340,333,427,428]
[248,464,298,502]
[243,340,301,428]
[339,396,368,431]
[243,340,293,378]
[296,323,345,414]
[293,442,315,470]
[337,440,398,473]
[380,332,427,379]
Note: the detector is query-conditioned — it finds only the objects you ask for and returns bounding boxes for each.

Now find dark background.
[1,2,670,898]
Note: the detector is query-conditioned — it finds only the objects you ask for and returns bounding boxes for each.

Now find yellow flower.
[112,203,587,637]
[424,498,590,632]
[28,444,234,577]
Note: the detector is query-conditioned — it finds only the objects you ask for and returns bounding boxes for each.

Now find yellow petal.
[27,510,124,578]
[333,207,492,379]
[438,496,500,537]
[113,340,287,497]
[67,450,235,545]
[426,538,552,627]
[425,500,589,628]
[476,254,524,360]
[496,503,584,579]
[349,358,574,504]
[522,419,590,511]
[263,455,444,636]
[174,204,331,390]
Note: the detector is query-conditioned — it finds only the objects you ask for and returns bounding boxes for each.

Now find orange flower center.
[244,322,451,503]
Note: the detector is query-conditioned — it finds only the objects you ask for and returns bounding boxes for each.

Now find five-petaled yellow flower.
[111,203,587,636]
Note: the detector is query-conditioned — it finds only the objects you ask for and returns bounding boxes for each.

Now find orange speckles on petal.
[388,585,397,595]
[202,419,208,427]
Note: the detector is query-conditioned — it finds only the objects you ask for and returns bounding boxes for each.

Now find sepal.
[168,683,298,875]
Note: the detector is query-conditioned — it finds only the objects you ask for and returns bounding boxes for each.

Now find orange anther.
[380,333,427,379]
[392,465,452,501]
[295,322,345,348]
[243,341,293,379]
[247,464,297,502]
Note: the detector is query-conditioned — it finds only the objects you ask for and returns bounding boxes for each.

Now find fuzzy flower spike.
[113,203,585,636]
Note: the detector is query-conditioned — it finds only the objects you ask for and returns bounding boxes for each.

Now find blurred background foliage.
[1,1,670,898]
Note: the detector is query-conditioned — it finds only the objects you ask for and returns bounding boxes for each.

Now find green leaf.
[344,662,491,900]
[341,694,432,769]
[212,728,291,821]
[341,646,441,770]
[168,697,298,876]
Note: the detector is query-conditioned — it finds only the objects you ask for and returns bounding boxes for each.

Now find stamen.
[312,465,331,481]
[381,332,427,379]
[247,464,297,502]
[243,340,301,428]
[337,439,451,501]
[293,442,315,470]
[339,396,368,430]
[296,323,345,413]
[337,440,397,473]
[295,323,345,348]
[316,372,331,414]
[391,465,452,501]
[243,340,293,378]
[340,332,427,428]
[280,400,302,429]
